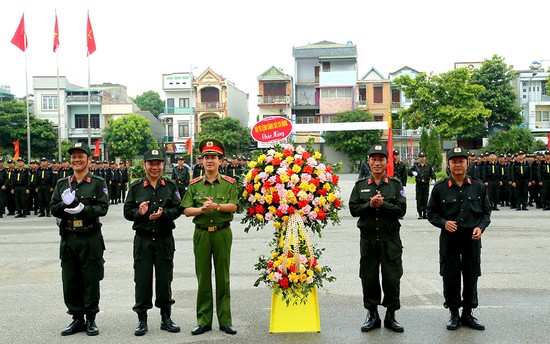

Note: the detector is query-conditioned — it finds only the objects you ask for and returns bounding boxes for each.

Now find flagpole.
[55,10,62,160]
[24,34,31,163]
[87,55,91,148]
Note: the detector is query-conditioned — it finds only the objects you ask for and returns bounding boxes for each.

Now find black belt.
[195,222,230,232]
[63,218,99,230]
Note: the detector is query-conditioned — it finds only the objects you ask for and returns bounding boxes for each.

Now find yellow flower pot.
[269,286,320,333]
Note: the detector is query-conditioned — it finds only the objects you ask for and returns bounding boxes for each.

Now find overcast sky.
[2,0,549,124]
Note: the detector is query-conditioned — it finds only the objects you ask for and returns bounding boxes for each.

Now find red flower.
[298,200,309,209]
[255,204,265,214]
[318,188,327,196]
[289,264,296,273]
[248,207,255,216]
[292,186,301,195]
[288,206,296,215]
[294,158,304,166]
[302,151,311,160]
[283,149,293,157]
[334,198,341,208]
[246,184,254,194]
[303,165,313,174]
[308,258,318,267]
[263,181,271,189]
[310,178,320,187]
[280,277,289,289]
[317,209,326,221]
[268,261,274,268]
[272,157,282,166]
[251,168,260,177]
[276,209,284,217]
[276,175,282,184]
[326,165,332,173]
[272,193,280,204]
[332,174,339,184]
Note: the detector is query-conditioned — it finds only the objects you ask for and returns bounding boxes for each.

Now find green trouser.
[132,234,176,313]
[360,237,403,311]
[60,230,105,317]
[193,227,232,326]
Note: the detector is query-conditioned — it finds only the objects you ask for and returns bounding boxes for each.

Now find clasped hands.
[369,191,384,208]
[201,196,218,212]
[138,200,163,220]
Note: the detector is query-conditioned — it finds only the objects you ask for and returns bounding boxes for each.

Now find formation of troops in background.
[0,154,251,219]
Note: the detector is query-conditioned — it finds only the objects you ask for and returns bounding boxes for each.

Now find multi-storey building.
[292,40,358,143]
[257,66,293,122]
[514,69,550,131]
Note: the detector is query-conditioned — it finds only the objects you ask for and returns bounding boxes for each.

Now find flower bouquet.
[241,141,343,305]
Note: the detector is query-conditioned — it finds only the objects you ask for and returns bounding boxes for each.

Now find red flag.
[547,133,550,149]
[86,13,96,56]
[53,13,60,52]
[185,137,192,153]
[386,115,394,176]
[13,140,20,160]
[409,135,413,157]
[11,14,27,52]
[93,140,100,157]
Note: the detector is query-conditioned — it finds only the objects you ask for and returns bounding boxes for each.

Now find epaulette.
[129,179,143,188]
[355,176,368,184]
[222,175,236,184]
[189,176,202,185]
[92,174,106,183]
[434,178,445,186]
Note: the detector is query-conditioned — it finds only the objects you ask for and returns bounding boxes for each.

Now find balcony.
[258,95,290,105]
[164,107,194,114]
[66,95,101,104]
[392,102,402,110]
[196,102,225,112]
[357,99,368,108]
[69,128,102,137]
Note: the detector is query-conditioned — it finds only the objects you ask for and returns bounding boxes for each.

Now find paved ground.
[1,174,549,343]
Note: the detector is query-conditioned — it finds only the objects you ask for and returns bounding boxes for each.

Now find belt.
[195,222,230,232]
[64,218,99,230]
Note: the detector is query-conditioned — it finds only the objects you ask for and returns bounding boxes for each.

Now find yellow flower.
[242,190,248,198]
[273,221,281,228]
[265,194,273,204]
[254,193,261,200]
[286,257,295,267]
[318,196,326,206]
[270,252,279,259]
[257,154,267,163]
[269,186,277,194]
[288,272,299,283]
[254,182,261,191]
[248,161,257,168]
[323,182,331,191]
[274,152,283,159]
[290,174,300,184]
[313,151,322,160]
[280,174,290,183]
[285,156,294,164]
[299,181,309,191]
[314,169,323,176]
[269,272,274,281]
[299,265,306,274]
[245,170,253,181]
[281,215,289,223]
[292,164,301,173]
[298,209,304,216]
[299,273,308,283]
[256,214,264,221]
[285,190,295,201]
[265,165,274,173]
[315,265,322,272]
[273,259,281,268]
[308,183,317,193]
[307,269,314,277]
[327,193,336,203]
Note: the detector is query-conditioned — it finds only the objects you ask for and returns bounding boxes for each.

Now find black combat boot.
[60,314,86,336]
[38,209,46,217]
[134,312,148,336]
[417,212,423,220]
[446,307,459,330]
[384,310,404,332]
[46,209,51,217]
[460,308,485,330]
[160,308,180,333]
[361,307,381,332]
[85,315,99,336]
[422,211,428,219]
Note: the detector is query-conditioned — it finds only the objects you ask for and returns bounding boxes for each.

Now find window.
[320,87,352,98]
[179,98,189,108]
[166,98,174,108]
[178,121,189,137]
[373,86,383,103]
[535,111,550,122]
[373,114,384,122]
[296,116,318,124]
[42,95,58,111]
[166,118,173,136]
[358,87,367,101]
[74,114,100,128]
[322,62,330,72]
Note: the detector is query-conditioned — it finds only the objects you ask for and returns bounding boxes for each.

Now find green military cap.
[447,147,468,160]
[418,152,426,157]
[40,157,48,162]
[68,142,91,156]
[176,156,184,161]
[143,149,165,162]
[367,144,388,158]
[17,157,24,162]
[119,160,126,164]
[62,158,68,163]
[7,159,14,164]
[199,138,225,157]
[30,159,38,164]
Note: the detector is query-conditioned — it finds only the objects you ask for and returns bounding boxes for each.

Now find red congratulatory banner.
[251,116,292,143]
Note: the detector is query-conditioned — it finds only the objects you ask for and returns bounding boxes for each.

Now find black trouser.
[541,180,550,206]
[487,180,500,208]
[440,229,481,310]
[27,188,38,213]
[60,230,105,317]
[37,185,51,213]
[0,189,5,214]
[500,181,510,205]
[13,185,27,213]
[360,237,403,311]
[6,187,15,213]
[118,183,127,202]
[514,179,529,207]
[110,183,119,203]
[132,234,176,314]
[415,182,430,214]
[177,184,187,200]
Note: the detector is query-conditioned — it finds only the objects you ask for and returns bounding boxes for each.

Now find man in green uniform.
[171,156,190,198]
[427,147,491,331]
[349,145,407,333]
[181,138,239,336]
[123,149,182,336]
[50,142,110,336]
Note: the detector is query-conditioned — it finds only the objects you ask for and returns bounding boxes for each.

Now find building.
[514,69,550,132]
[257,66,293,121]
[292,40,358,143]
[0,85,15,102]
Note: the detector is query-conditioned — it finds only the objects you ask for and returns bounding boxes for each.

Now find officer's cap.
[119,160,126,164]
[0,157,4,163]
[544,150,550,155]
[7,159,14,164]
[40,157,48,162]
[488,151,496,155]
[31,159,38,164]
[103,160,108,164]
[469,151,476,156]
[517,151,525,155]
[447,147,468,161]
[199,138,225,157]
[367,145,388,158]
[418,152,426,157]
[393,149,399,155]
[177,156,184,161]
[68,142,91,156]
[110,161,115,164]
[143,149,165,162]
[17,157,24,162]
[498,153,505,158]
[62,158,68,163]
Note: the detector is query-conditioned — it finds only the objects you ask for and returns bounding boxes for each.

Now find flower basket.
[241,142,342,306]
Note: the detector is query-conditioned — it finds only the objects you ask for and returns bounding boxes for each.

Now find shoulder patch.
[190,176,202,185]
[222,175,236,184]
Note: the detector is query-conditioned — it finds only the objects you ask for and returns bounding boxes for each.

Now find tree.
[322,110,381,163]
[195,117,252,157]
[133,90,164,117]
[394,69,491,139]
[419,127,429,155]
[0,100,57,159]
[471,55,523,132]
[103,114,159,160]
[427,127,442,172]
[482,126,544,154]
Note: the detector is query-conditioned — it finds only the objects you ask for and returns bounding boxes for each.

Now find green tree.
[195,117,252,157]
[322,110,381,163]
[419,127,429,155]
[427,127,442,172]
[103,114,159,160]
[394,68,491,139]
[482,126,544,154]
[471,55,523,132]
[133,90,164,117]
[0,100,57,159]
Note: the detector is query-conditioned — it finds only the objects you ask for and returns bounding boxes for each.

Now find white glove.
[61,188,76,205]
[412,171,418,176]
[431,179,435,185]
[64,203,84,214]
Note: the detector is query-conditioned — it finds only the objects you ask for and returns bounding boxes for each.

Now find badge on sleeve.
[400,189,406,197]
[103,187,109,196]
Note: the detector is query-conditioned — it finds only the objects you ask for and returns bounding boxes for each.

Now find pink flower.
[308,211,318,221]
